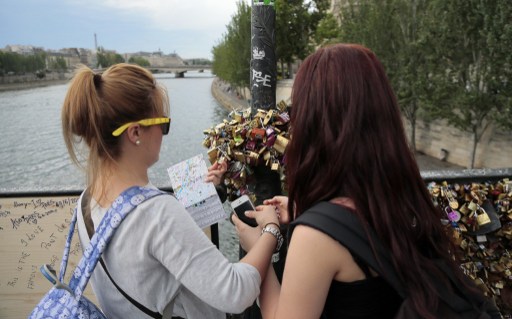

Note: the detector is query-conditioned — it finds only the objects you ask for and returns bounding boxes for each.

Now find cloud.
[77,0,242,32]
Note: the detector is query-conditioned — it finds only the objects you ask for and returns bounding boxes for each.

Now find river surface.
[0,71,240,261]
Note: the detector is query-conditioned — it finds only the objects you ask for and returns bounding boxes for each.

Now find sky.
[0,0,248,60]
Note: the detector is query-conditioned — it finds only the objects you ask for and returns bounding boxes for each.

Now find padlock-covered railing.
[203,104,512,316]
[422,168,512,315]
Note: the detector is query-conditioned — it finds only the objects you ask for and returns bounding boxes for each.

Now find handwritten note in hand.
[167,154,226,228]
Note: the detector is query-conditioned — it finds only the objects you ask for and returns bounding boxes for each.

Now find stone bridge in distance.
[148,65,211,78]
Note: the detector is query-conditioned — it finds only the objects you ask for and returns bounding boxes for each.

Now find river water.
[0,71,240,261]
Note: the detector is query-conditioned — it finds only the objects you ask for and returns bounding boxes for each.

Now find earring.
[135,140,141,145]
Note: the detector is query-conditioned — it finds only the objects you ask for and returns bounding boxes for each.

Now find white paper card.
[167,154,226,228]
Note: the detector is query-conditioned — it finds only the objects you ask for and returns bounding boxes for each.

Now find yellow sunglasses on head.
[112,117,171,136]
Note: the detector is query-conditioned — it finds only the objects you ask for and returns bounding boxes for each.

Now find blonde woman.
[62,63,281,318]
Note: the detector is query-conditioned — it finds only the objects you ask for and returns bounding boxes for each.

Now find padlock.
[446,190,459,209]
[431,185,440,197]
[273,135,289,154]
[250,128,266,140]
[266,134,277,147]
[475,208,491,226]
[233,134,244,146]
[263,109,274,126]
[234,151,245,162]
[245,139,257,151]
[202,138,212,148]
[245,151,259,165]
[207,148,218,164]
[445,207,461,222]
[277,100,287,111]
[468,198,479,211]
[234,112,243,123]
[459,203,470,215]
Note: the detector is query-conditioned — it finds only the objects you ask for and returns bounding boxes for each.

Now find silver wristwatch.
[261,224,283,253]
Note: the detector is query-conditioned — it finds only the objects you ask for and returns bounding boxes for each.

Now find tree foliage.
[275,0,329,78]
[128,56,150,67]
[211,0,511,165]
[48,56,67,71]
[333,0,511,165]
[212,1,329,83]
[424,0,512,167]
[96,47,125,68]
[0,51,47,75]
[212,1,251,96]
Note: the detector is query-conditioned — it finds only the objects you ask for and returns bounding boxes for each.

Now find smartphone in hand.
[231,195,258,227]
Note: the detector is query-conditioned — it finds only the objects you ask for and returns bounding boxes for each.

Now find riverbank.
[211,77,293,111]
[0,72,72,92]
[0,79,69,92]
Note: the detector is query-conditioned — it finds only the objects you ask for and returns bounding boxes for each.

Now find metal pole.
[237,1,283,318]
[250,0,277,114]
[249,0,281,220]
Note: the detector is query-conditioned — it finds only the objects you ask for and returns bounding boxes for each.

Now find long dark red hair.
[286,44,469,318]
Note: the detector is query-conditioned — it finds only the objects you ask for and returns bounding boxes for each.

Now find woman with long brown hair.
[232,44,500,318]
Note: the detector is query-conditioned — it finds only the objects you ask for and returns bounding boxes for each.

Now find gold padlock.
[234,151,245,162]
[202,138,212,148]
[273,135,289,154]
[467,198,479,211]
[459,203,470,215]
[263,109,274,126]
[271,161,280,171]
[475,208,491,226]
[207,148,218,164]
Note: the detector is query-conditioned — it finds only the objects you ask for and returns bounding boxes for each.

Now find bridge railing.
[1,167,511,316]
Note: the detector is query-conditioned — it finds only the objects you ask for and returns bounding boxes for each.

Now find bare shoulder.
[290,225,368,282]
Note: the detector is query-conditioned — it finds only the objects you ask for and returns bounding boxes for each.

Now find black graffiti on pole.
[251,0,277,112]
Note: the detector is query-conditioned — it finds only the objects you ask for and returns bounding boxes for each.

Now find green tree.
[275,0,312,78]
[314,12,341,46]
[49,56,67,71]
[338,0,439,152]
[212,1,251,97]
[391,0,433,151]
[96,47,125,68]
[128,56,150,67]
[0,51,46,74]
[427,0,512,168]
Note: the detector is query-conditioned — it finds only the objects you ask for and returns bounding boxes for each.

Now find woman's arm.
[259,225,350,319]
[151,197,269,313]
[233,205,281,281]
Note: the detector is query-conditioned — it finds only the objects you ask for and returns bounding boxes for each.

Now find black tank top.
[322,256,402,318]
[290,210,402,318]
[322,277,402,318]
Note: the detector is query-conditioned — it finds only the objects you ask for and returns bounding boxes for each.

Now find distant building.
[2,44,188,69]
[4,45,44,55]
[125,50,185,67]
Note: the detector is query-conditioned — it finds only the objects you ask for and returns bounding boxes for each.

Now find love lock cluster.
[428,178,512,313]
[202,101,290,201]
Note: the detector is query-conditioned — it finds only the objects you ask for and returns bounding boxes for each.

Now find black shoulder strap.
[81,190,163,319]
[291,201,493,315]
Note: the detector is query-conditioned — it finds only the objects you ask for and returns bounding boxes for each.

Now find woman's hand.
[205,160,228,186]
[263,196,291,225]
[232,213,262,252]
[233,204,279,252]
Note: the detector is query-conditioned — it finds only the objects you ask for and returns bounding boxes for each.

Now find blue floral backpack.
[29,186,165,319]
